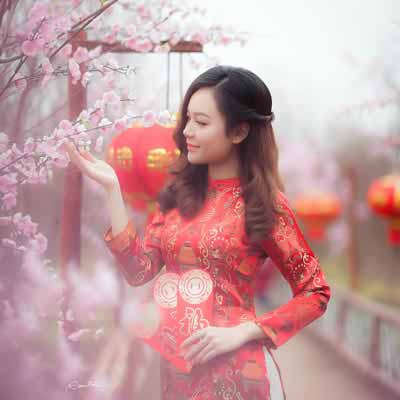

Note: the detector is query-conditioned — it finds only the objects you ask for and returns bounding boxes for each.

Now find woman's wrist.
[237,321,268,344]
[105,181,130,236]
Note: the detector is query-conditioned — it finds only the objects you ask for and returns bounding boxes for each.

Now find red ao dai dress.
[103,176,331,400]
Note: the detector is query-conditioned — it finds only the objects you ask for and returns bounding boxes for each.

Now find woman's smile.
[187,143,200,151]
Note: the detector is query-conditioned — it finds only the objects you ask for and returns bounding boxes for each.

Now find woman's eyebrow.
[187,111,211,118]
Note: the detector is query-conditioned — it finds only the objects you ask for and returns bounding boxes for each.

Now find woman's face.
[182,87,236,166]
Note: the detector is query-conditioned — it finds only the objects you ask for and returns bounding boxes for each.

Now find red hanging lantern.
[367,174,400,245]
[106,121,180,215]
[293,192,342,241]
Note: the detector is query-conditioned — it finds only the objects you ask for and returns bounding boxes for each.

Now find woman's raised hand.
[62,140,119,192]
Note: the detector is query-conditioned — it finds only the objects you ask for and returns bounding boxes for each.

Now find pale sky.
[185,0,400,143]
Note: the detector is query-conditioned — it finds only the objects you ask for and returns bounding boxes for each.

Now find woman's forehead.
[187,88,218,116]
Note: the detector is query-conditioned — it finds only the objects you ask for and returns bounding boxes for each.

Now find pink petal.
[142,110,156,127]
[59,120,73,130]
[21,39,42,57]
[59,43,72,59]
[73,46,89,64]
[14,73,27,90]
[102,90,120,105]
[68,58,81,80]
[1,192,17,210]
[2,238,17,249]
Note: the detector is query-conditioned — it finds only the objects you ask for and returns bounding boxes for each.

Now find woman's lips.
[187,144,200,151]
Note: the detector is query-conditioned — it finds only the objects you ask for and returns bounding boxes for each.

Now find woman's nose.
[183,124,194,138]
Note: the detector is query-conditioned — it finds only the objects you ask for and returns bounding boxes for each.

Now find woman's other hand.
[179,325,248,366]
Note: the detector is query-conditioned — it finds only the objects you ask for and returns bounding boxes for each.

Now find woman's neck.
[208,154,240,180]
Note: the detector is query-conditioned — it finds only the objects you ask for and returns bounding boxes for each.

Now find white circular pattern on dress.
[153,272,180,308]
[179,269,213,305]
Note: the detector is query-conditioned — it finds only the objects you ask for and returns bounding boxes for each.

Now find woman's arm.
[104,194,164,286]
[250,190,331,349]
[60,141,164,286]
[106,182,130,237]
[103,184,165,286]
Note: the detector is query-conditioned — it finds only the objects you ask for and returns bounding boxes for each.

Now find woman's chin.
[187,154,204,164]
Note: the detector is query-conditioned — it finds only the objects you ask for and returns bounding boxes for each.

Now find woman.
[63,65,331,399]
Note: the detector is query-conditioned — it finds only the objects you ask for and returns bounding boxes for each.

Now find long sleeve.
[254,190,331,349]
[103,204,165,287]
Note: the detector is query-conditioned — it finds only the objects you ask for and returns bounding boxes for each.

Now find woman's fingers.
[62,141,92,175]
[80,149,97,163]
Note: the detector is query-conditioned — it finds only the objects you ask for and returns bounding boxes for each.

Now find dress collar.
[208,175,241,188]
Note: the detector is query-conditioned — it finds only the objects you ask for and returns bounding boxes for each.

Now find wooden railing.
[266,281,400,397]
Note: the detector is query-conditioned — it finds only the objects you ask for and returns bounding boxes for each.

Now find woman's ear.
[232,122,250,144]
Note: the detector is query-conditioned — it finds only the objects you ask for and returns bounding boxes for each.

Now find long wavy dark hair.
[158,65,285,246]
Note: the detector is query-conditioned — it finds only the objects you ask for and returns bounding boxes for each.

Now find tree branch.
[49,0,119,61]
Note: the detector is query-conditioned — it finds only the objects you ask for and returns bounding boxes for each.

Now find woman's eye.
[186,116,207,126]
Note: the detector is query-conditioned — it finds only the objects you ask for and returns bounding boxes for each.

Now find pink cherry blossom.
[28,1,48,23]
[94,99,105,110]
[191,30,208,45]
[98,117,112,128]
[23,137,35,153]
[134,38,153,53]
[112,24,120,34]
[21,38,44,57]
[125,37,138,50]
[14,73,27,91]
[73,46,89,64]
[136,4,151,19]
[169,32,181,46]
[142,110,156,127]
[59,119,73,131]
[13,211,23,227]
[104,32,117,44]
[29,233,48,254]
[88,45,102,59]
[113,118,128,132]
[81,72,92,88]
[102,90,120,105]
[149,29,162,44]
[52,155,70,168]
[58,43,72,60]
[89,108,105,126]
[101,71,116,89]
[1,238,17,249]
[0,174,18,194]
[68,58,81,83]
[53,15,72,35]
[39,20,57,42]
[78,110,90,122]
[2,192,17,210]
[219,35,233,46]
[125,24,136,36]
[20,215,39,236]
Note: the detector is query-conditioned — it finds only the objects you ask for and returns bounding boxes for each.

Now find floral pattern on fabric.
[103,177,331,399]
